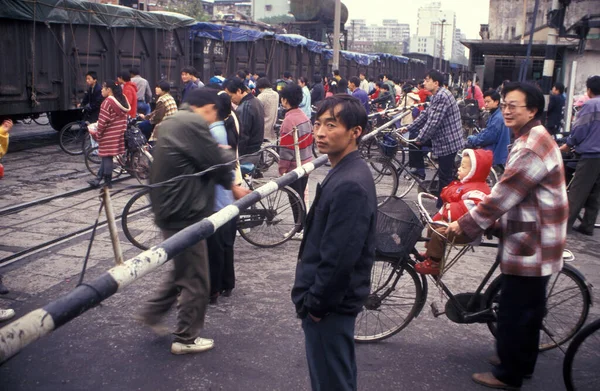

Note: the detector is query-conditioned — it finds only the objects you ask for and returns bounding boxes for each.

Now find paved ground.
[0,131,599,391]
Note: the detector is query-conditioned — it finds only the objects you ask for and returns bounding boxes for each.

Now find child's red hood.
[461,149,493,183]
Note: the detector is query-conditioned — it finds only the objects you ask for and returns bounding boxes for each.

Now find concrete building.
[452,28,468,65]
[409,35,439,56]
[415,1,456,61]
[213,0,252,20]
[348,19,410,53]
[252,0,289,21]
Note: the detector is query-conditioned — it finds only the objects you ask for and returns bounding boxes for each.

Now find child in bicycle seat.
[415,149,493,275]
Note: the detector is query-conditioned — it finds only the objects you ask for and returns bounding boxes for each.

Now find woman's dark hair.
[402,83,414,94]
[224,78,248,93]
[553,82,565,94]
[103,79,129,109]
[157,80,171,92]
[216,91,232,121]
[483,89,501,102]
[337,78,348,92]
[315,95,368,144]
[587,75,600,96]
[425,69,444,86]
[502,81,545,119]
[298,76,308,86]
[280,84,303,108]
[216,92,238,150]
[256,77,272,90]
[119,70,131,82]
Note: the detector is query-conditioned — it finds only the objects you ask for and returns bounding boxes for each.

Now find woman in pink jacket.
[466,78,485,108]
[88,80,130,188]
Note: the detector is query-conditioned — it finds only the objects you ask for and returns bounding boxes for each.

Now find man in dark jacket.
[292,94,377,391]
[371,83,395,109]
[310,74,325,106]
[78,71,104,122]
[546,82,566,134]
[137,89,240,355]
[225,78,264,160]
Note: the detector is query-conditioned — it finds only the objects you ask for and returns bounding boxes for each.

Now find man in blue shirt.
[466,90,511,172]
[547,82,566,135]
[560,75,600,236]
[349,76,370,114]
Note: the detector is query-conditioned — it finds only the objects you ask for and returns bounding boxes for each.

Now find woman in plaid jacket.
[448,82,568,390]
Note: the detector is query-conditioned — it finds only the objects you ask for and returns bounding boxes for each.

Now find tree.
[372,42,402,56]
[258,14,295,25]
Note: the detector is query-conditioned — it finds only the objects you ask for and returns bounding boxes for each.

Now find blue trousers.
[137,101,151,115]
[301,313,357,391]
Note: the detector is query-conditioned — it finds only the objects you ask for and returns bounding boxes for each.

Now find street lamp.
[439,18,446,71]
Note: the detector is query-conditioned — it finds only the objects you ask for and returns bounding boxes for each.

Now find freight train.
[0,0,466,131]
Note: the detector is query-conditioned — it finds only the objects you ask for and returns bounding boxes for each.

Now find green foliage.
[163,1,211,22]
[372,42,402,56]
[258,14,295,25]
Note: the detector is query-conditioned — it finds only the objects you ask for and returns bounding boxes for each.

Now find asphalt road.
[0,136,599,391]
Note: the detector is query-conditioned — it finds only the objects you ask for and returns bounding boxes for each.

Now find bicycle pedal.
[430,302,445,318]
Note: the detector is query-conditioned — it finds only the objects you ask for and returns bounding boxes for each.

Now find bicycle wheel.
[59,121,88,155]
[237,185,305,248]
[355,257,423,343]
[128,149,152,183]
[122,190,161,250]
[366,157,398,207]
[563,318,600,391]
[485,265,590,351]
[486,167,499,189]
[84,147,124,178]
[394,164,418,198]
[33,113,50,126]
[257,148,279,176]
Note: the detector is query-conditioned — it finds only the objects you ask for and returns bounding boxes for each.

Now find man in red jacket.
[117,70,138,118]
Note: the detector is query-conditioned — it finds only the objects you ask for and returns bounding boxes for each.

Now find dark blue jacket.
[81,83,104,122]
[467,108,511,166]
[291,151,377,318]
[181,81,198,102]
[352,88,370,114]
[547,93,565,130]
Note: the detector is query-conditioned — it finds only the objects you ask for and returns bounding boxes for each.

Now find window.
[265,5,272,11]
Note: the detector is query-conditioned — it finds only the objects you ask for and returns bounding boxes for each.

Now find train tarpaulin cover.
[190,22,272,42]
[0,0,195,29]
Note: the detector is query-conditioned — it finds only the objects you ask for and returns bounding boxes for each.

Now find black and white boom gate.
[0,155,329,364]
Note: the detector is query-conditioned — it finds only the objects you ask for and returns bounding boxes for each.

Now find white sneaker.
[171,337,214,355]
[291,232,304,241]
[0,308,15,321]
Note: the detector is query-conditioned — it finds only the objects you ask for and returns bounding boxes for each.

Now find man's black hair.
[129,67,140,76]
[257,72,267,78]
[299,76,309,85]
[313,73,323,84]
[333,69,340,76]
[86,71,98,80]
[587,75,600,96]
[283,71,292,79]
[236,70,247,79]
[214,69,222,76]
[359,71,366,77]
[338,78,348,92]
[483,89,500,101]
[256,77,272,90]
[315,95,368,144]
[384,73,393,80]
[157,80,171,92]
[119,70,131,82]
[280,84,303,108]
[378,74,384,81]
[502,82,545,119]
[349,76,360,88]
[553,82,565,94]
[425,69,444,86]
[224,77,248,93]
[184,88,219,107]
[181,66,197,76]
[380,83,390,91]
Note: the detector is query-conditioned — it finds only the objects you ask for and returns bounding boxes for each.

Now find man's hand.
[309,313,321,323]
[559,144,570,153]
[447,221,463,238]
[138,114,146,119]
[231,185,251,200]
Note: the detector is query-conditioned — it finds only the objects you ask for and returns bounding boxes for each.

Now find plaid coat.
[459,120,568,277]
[406,87,464,156]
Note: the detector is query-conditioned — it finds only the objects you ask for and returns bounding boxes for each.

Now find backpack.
[124,123,147,150]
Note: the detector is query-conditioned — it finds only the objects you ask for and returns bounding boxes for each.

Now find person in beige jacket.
[256,77,280,142]
[399,83,421,126]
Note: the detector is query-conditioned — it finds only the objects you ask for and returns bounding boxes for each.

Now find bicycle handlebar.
[416,192,447,226]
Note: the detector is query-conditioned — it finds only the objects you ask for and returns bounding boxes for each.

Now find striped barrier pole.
[0,154,329,364]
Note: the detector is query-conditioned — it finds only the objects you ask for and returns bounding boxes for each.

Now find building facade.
[252,0,290,21]
[348,19,410,54]
[415,1,456,61]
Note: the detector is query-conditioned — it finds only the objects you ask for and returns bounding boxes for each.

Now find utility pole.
[439,19,446,71]
[519,0,541,82]
[332,0,341,72]
[541,0,562,112]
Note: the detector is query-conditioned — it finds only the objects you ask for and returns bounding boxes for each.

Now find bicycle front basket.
[375,196,424,257]
[378,134,399,158]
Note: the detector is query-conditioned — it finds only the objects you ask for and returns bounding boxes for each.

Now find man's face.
[359,74,365,81]
[193,104,218,124]
[313,105,360,158]
[551,86,559,95]
[85,75,95,87]
[484,96,499,110]
[181,72,192,83]
[117,77,124,85]
[349,82,357,91]
[383,76,389,82]
[155,86,163,96]
[226,89,244,105]
[501,90,536,130]
[423,76,437,92]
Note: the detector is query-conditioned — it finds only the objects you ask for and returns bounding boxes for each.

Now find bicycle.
[354,194,592,352]
[122,152,306,250]
[59,109,89,155]
[563,317,600,391]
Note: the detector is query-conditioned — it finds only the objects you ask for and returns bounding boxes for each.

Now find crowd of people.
[1,62,599,391]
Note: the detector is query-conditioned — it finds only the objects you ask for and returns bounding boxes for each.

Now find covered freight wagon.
[0,0,194,130]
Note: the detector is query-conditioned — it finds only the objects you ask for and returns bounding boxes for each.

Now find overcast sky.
[342,0,490,40]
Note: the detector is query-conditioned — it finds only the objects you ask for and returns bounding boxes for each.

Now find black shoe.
[87,177,101,188]
[573,225,594,236]
[408,169,426,180]
[0,277,9,295]
[221,289,233,297]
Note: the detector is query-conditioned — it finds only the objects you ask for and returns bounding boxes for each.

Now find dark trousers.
[139,229,210,343]
[301,313,357,391]
[288,176,308,230]
[568,157,600,232]
[207,219,237,296]
[97,156,113,179]
[493,274,550,387]
[138,120,155,141]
